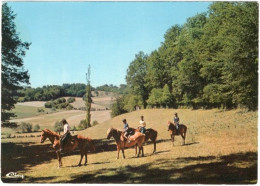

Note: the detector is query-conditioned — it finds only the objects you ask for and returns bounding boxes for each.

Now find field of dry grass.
[1,108,257,183]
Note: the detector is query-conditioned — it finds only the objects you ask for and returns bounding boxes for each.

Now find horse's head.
[40,129,48,143]
[167,121,175,134]
[106,128,113,139]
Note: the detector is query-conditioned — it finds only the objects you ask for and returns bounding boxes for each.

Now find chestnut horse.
[40,129,95,167]
[136,127,158,153]
[106,128,145,159]
[167,121,187,146]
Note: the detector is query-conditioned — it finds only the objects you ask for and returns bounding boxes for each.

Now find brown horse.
[167,121,187,146]
[40,129,95,167]
[106,128,145,159]
[136,127,158,153]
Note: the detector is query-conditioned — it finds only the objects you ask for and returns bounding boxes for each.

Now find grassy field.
[1,108,257,183]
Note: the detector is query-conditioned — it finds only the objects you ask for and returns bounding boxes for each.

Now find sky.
[8,1,212,88]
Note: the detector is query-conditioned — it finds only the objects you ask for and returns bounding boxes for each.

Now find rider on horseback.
[139,115,146,134]
[122,119,130,142]
[173,113,180,132]
[60,119,71,152]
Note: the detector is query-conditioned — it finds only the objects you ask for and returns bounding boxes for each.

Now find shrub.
[37,108,45,112]
[33,124,40,132]
[45,101,54,108]
[19,122,32,133]
[67,97,76,103]
[78,119,91,130]
[54,120,63,133]
[92,120,99,126]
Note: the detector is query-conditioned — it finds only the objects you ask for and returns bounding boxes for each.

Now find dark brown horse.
[136,127,158,153]
[106,128,145,159]
[167,121,187,146]
[40,129,95,167]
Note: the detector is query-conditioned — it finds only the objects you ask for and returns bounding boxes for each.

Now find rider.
[60,119,71,151]
[173,113,180,131]
[139,115,146,134]
[122,119,131,143]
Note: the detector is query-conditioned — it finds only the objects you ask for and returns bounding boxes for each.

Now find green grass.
[11,105,55,119]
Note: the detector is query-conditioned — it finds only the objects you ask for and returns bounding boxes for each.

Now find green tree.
[126,51,149,108]
[54,120,63,134]
[1,3,31,123]
[111,96,127,117]
[147,88,163,108]
[85,65,92,128]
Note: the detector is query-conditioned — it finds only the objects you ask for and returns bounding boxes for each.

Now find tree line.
[15,83,126,102]
[112,2,258,117]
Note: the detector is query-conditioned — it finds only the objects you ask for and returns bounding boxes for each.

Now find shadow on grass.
[1,142,58,183]
[66,151,257,184]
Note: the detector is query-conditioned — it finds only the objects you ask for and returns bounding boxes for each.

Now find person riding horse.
[173,113,180,132]
[139,115,146,134]
[60,119,71,151]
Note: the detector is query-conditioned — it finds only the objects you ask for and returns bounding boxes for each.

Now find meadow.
[1,108,257,184]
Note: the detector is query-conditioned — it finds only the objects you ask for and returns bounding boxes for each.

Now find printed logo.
[6,172,24,179]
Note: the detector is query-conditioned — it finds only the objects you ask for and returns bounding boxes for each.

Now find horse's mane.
[43,128,60,137]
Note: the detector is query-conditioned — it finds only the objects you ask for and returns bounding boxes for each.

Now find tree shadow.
[66,151,257,184]
[1,142,58,182]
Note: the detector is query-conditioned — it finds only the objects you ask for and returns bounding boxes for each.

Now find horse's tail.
[87,138,96,153]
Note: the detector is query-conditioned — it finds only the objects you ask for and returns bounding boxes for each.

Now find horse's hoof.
[78,164,82,167]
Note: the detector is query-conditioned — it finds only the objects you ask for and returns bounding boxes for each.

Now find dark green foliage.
[19,122,32,133]
[44,98,73,110]
[67,97,76,103]
[124,2,258,111]
[111,97,127,117]
[1,3,31,122]
[96,84,128,94]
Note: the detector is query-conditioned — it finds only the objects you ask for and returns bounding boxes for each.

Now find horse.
[167,121,187,146]
[40,129,95,167]
[136,127,158,153]
[106,127,145,159]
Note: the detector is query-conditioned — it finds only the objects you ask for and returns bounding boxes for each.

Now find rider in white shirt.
[139,116,146,134]
[60,119,71,151]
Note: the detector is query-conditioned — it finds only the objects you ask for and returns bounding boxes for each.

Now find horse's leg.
[182,129,187,145]
[141,146,144,157]
[78,151,84,166]
[171,135,175,147]
[153,140,156,153]
[137,146,141,157]
[56,151,62,168]
[117,146,120,159]
[135,144,138,156]
[122,148,125,159]
[84,151,88,165]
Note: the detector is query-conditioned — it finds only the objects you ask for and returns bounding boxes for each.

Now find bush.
[19,122,32,133]
[78,119,91,130]
[33,124,40,132]
[67,97,76,103]
[54,120,63,133]
[45,101,54,108]
[37,108,45,112]
[92,120,99,126]
[66,104,73,110]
